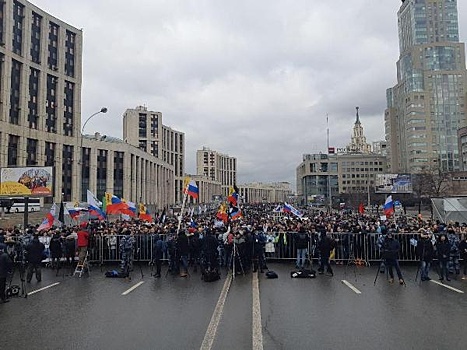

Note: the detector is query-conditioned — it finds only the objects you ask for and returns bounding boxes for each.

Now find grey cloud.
[30,0,467,187]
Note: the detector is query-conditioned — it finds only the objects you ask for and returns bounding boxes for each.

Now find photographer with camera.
[25,234,45,283]
[0,243,13,303]
[381,232,404,285]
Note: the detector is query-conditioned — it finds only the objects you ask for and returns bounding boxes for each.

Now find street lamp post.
[80,107,108,200]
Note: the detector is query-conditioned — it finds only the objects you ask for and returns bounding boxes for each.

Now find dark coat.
[25,238,45,264]
[152,235,166,260]
[294,232,310,250]
[460,240,467,260]
[381,237,400,260]
[417,238,434,262]
[49,235,62,258]
[437,240,450,261]
[0,251,13,278]
[177,232,189,256]
[318,235,335,257]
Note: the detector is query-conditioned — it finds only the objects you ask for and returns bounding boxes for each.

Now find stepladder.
[73,249,90,277]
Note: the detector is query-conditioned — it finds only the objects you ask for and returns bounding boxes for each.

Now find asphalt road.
[1,262,466,350]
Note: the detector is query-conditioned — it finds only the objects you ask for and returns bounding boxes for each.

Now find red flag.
[358,203,365,214]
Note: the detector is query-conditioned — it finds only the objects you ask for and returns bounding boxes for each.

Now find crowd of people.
[1,203,467,301]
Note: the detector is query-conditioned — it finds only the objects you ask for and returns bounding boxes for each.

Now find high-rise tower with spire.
[346,107,372,154]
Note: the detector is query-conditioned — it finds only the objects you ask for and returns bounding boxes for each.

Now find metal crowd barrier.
[84,232,464,265]
[265,232,463,264]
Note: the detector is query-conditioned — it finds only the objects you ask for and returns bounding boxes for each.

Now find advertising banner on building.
[375,173,412,194]
[0,166,53,197]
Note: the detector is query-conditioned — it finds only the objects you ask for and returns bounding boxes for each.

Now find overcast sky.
[30,0,467,188]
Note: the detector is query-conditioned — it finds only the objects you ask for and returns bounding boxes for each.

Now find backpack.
[105,270,128,278]
[265,271,278,279]
[202,268,220,282]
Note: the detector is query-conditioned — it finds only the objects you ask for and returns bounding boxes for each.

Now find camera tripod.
[374,258,406,286]
[231,241,245,279]
[135,248,144,279]
[8,260,28,298]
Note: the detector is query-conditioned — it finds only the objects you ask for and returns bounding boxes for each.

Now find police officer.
[119,229,135,275]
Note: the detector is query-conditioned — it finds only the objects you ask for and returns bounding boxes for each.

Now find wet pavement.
[1,261,466,350]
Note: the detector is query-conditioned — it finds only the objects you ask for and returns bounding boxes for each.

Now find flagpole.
[326,114,332,213]
[177,185,189,233]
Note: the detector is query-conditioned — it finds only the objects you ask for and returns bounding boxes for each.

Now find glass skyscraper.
[385,0,467,173]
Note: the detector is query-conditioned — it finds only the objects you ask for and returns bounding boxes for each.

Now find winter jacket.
[382,237,400,260]
[417,238,434,262]
[25,238,45,264]
[436,240,450,261]
[0,251,13,278]
[294,232,310,250]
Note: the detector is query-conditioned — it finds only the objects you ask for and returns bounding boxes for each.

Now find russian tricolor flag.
[37,203,57,231]
[120,200,137,217]
[384,195,394,217]
[87,190,106,220]
[283,202,303,218]
[105,192,129,214]
[185,180,199,199]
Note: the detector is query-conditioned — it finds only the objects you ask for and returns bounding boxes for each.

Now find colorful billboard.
[0,166,53,197]
[375,173,413,194]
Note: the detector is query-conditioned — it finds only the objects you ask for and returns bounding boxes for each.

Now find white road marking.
[252,272,263,350]
[122,281,144,295]
[28,282,60,295]
[341,280,362,294]
[430,280,464,294]
[200,273,233,350]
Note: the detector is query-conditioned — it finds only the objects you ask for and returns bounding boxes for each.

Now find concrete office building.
[0,0,174,209]
[297,109,386,207]
[196,147,236,198]
[123,106,185,204]
[184,174,222,205]
[238,182,292,204]
[385,0,467,174]
[297,153,387,207]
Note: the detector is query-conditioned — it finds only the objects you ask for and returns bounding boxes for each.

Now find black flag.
[58,200,65,226]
